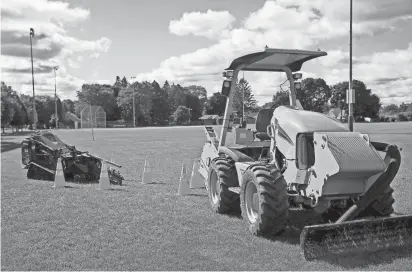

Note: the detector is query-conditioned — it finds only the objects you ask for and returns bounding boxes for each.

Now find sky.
[1,0,412,106]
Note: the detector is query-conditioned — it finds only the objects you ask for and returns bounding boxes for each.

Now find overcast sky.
[1,0,412,105]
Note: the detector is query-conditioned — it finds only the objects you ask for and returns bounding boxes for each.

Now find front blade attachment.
[300,214,412,261]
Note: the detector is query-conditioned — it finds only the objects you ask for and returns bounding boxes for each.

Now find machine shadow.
[1,131,33,137]
[264,209,412,268]
[108,187,129,192]
[189,193,208,197]
[319,246,412,269]
[1,141,22,153]
[266,209,324,245]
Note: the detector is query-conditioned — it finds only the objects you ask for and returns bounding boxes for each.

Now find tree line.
[2,76,411,132]
[265,78,412,122]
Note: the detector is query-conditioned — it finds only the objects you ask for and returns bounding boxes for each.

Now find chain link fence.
[80,106,106,128]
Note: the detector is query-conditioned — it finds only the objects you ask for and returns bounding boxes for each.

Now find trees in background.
[330,80,381,119]
[76,84,119,121]
[382,102,412,114]
[1,75,407,132]
[205,92,227,116]
[233,78,258,118]
[264,78,385,121]
[1,82,29,132]
[298,78,331,113]
[269,90,290,109]
[173,106,191,125]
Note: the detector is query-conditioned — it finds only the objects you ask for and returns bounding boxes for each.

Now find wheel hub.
[245,181,259,223]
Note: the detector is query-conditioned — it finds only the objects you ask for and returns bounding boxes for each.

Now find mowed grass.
[1,123,412,271]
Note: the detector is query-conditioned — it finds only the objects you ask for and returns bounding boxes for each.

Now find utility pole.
[30,28,37,130]
[348,0,354,131]
[242,71,245,124]
[54,66,59,129]
[130,76,136,127]
[89,103,95,141]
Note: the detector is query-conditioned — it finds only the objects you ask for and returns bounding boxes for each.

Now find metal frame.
[218,48,327,150]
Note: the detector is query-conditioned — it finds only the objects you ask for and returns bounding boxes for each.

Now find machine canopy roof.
[225,48,327,72]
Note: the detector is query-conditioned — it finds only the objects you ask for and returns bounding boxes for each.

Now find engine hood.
[272,106,349,143]
[31,132,69,151]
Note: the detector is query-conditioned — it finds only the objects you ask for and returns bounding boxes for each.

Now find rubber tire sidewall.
[207,158,240,214]
[240,166,289,237]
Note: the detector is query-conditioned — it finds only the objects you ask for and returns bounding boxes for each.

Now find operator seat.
[254,108,273,141]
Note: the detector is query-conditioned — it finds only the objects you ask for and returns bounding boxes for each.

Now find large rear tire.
[240,165,289,237]
[207,156,240,214]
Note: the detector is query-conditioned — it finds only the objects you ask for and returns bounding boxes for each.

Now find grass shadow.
[274,227,302,245]
[124,181,167,185]
[54,185,85,190]
[269,209,412,268]
[264,209,325,246]
[144,181,166,185]
[108,187,129,192]
[319,246,412,269]
[1,131,33,137]
[123,178,138,182]
[188,193,208,197]
[1,141,22,153]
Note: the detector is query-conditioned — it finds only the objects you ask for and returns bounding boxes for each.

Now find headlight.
[221,80,232,96]
[293,73,302,80]
[222,70,234,78]
[296,133,315,170]
[226,70,234,77]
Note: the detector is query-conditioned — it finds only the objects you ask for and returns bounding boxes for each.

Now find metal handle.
[266,125,275,139]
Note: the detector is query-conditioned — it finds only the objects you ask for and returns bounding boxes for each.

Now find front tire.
[207,156,240,214]
[240,165,289,237]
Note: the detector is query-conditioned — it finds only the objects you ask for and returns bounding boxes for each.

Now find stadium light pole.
[54,66,59,129]
[348,0,354,131]
[89,103,95,141]
[189,107,192,125]
[30,28,37,130]
[242,71,245,124]
[130,76,136,127]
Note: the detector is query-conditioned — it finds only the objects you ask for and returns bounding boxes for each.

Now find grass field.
[2,122,412,271]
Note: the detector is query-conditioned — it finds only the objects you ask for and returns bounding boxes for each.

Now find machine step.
[228,187,240,194]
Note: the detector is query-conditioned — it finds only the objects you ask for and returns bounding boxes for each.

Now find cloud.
[169,9,236,40]
[89,52,100,59]
[359,0,412,21]
[3,65,54,74]
[68,58,80,69]
[1,0,90,24]
[1,0,111,99]
[2,41,63,60]
[93,79,112,85]
[319,43,412,104]
[136,0,412,105]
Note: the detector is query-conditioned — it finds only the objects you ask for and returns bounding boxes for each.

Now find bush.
[407,113,412,121]
[355,116,365,122]
[173,106,190,125]
[397,113,408,122]
[378,116,389,122]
